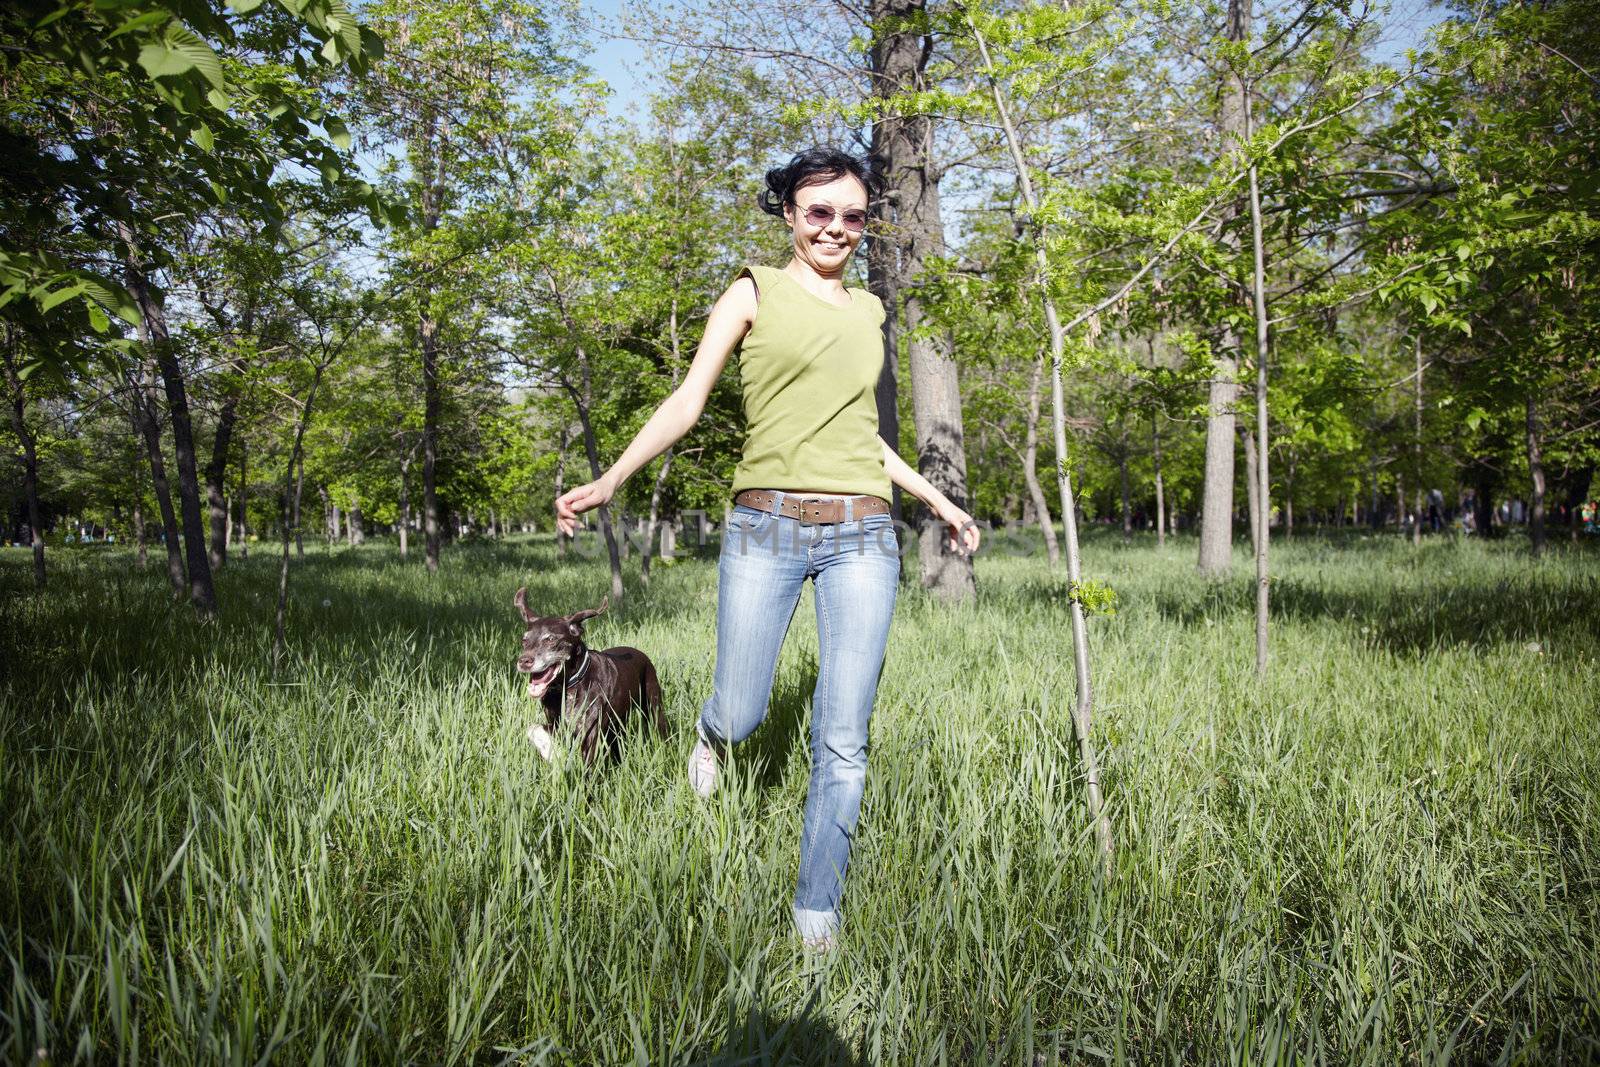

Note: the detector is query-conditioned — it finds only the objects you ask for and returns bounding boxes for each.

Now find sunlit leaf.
[106,10,170,39]
[325,116,352,151]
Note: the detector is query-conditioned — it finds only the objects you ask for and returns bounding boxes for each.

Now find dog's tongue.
[527,662,560,697]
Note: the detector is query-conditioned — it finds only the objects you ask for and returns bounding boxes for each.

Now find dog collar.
[564,648,592,688]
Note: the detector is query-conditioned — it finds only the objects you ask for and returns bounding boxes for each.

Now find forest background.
[4,0,1595,616]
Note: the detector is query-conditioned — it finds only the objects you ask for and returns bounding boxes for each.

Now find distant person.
[556,147,978,953]
[1582,499,1597,535]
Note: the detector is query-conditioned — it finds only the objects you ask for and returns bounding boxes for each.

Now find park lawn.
[1,530,1596,1064]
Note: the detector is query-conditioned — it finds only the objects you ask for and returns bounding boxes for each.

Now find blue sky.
[572,0,650,122]
[573,0,1450,125]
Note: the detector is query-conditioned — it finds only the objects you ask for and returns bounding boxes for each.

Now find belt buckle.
[795,496,832,526]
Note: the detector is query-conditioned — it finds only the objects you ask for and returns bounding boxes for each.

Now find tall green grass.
[2,530,1596,1064]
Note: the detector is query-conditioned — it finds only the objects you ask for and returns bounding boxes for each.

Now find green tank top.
[729,264,892,500]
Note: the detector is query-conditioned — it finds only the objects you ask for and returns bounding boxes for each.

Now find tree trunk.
[414,114,446,574]
[1240,422,1261,556]
[872,0,975,601]
[293,452,304,558]
[1152,415,1167,549]
[972,17,1111,865]
[1527,394,1546,557]
[554,423,570,559]
[1117,446,1132,539]
[421,304,443,572]
[133,484,147,569]
[121,233,216,618]
[1,340,46,588]
[1413,335,1424,547]
[643,299,688,585]
[1197,361,1240,565]
[1472,462,1496,536]
[1021,354,1060,565]
[574,344,624,604]
[868,4,906,525]
[1368,456,1381,530]
[126,346,185,596]
[236,436,248,559]
[273,364,332,669]
[1244,98,1272,677]
[205,369,242,571]
[641,447,674,585]
[399,453,411,560]
[1197,0,1253,578]
[349,500,364,546]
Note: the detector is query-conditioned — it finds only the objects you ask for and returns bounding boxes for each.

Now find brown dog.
[514,588,667,765]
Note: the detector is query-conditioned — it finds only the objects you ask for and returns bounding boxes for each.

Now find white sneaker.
[688,736,721,797]
[800,932,837,954]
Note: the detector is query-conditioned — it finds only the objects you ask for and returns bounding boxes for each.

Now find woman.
[555,147,979,950]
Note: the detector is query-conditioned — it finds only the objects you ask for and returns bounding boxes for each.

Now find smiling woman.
[555,146,979,952]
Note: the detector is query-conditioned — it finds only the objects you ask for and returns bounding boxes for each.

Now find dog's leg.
[578,709,603,767]
[527,723,556,761]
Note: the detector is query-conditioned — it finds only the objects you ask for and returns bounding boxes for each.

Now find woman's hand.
[879,439,982,558]
[555,475,616,537]
[936,501,981,557]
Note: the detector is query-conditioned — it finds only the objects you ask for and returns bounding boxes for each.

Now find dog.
[514,587,667,765]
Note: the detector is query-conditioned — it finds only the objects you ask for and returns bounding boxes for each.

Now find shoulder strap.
[734,264,766,302]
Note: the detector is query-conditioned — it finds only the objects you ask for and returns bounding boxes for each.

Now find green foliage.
[0,0,386,359]
[1068,576,1118,614]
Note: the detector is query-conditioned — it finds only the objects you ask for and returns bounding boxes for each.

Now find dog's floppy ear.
[565,595,609,632]
[514,586,536,624]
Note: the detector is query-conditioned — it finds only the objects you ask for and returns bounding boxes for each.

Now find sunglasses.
[797,203,868,232]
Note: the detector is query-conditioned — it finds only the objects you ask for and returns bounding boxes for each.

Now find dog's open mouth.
[525,662,561,698]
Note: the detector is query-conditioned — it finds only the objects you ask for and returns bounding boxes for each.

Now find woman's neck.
[783,258,848,297]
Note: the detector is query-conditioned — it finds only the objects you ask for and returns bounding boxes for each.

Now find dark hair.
[760,147,879,217]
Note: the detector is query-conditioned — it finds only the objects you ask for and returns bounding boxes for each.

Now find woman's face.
[783,174,869,276]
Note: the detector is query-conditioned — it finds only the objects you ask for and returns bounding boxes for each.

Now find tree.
[2,0,384,617]
[353,0,581,572]
[1373,0,1600,556]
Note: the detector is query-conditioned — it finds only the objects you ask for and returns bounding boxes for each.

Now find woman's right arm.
[555,276,758,536]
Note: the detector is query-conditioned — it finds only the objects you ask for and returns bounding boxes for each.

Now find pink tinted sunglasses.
[798,204,868,232]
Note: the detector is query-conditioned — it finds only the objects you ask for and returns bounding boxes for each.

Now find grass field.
[2,528,1596,1064]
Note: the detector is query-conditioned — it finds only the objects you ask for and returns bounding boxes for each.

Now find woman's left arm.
[880,437,981,557]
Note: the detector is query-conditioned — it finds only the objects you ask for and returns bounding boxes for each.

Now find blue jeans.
[698,492,901,940]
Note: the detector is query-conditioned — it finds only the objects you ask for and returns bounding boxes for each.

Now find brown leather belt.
[734,489,891,525]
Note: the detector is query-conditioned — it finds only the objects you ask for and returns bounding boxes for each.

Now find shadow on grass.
[687,1002,861,1067]
[0,537,725,717]
[1130,568,1597,655]
[993,533,1598,657]
[739,653,815,792]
